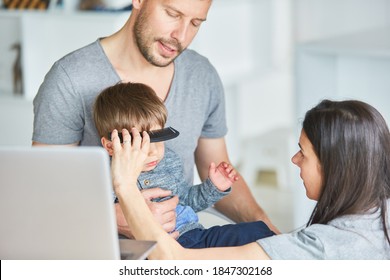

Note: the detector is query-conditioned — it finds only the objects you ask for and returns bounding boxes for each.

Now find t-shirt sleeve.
[33,61,84,145]
[257,227,326,260]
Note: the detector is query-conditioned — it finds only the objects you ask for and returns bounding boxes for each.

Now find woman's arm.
[111,128,183,259]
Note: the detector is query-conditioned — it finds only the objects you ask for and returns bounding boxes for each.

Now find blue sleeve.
[178,178,231,212]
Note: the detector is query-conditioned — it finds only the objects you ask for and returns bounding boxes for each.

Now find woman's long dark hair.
[303,99,390,244]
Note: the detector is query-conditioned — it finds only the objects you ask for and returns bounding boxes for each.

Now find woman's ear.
[101,137,114,156]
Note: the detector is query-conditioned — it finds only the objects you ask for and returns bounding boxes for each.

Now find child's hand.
[209,161,239,192]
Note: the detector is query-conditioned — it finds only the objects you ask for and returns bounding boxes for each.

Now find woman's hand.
[110,128,149,195]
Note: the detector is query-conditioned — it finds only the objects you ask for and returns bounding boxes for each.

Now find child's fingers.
[226,164,234,174]
[222,163,235,176]
[224,163,239,182]
[229,168,237,177]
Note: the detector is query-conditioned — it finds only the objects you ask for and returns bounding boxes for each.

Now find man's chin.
[150,57,176,67]
[149,49,184,67]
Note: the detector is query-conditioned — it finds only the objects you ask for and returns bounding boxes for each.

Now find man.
[33,0,276,238]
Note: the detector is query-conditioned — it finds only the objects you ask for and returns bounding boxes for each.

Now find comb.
[109,127,180,143]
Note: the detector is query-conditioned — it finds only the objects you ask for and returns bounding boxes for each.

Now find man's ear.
[101,137,114,156]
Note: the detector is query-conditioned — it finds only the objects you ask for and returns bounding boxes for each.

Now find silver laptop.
[0,147,156,260]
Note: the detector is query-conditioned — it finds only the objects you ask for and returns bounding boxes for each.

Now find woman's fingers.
[121,128,132,146]
[111,129,122,151]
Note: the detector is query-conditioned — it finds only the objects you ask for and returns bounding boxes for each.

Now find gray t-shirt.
[257,201,390,259]
[33,40,227,184]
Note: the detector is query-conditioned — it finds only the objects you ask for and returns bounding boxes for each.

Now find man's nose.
[171,21,189,44]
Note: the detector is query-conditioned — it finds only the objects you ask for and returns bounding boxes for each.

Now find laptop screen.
[0,147,120,259]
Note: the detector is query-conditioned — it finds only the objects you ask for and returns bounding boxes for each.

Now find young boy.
[93,82,275,248]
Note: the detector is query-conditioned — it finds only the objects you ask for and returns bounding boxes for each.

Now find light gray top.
[257,200,390,259]
[33,39,227,184]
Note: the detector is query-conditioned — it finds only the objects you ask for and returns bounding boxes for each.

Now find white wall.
[294,0,390,42]
[0,14,20,95]
[292,0,390,227]
[0,97,33,146]
[193,0,295,139]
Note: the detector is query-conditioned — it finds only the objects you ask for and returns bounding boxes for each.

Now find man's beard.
[133,11,184,67]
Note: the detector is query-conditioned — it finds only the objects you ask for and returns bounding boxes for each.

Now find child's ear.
[101,137,114,156]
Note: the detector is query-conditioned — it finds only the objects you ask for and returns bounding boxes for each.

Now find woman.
[111,99,390,259]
